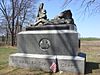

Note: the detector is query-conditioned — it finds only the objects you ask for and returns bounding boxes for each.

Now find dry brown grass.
[80,41,100,75]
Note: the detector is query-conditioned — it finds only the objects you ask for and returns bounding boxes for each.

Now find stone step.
[9,53,85,74]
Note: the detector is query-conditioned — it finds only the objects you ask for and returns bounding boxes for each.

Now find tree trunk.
[6,30,9,45]
[11,0,15,46]
[11,32,15,46]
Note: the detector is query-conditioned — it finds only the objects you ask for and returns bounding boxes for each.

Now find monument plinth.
[9,3,86,74]
[17,25,78,56]
[26,24,77,31]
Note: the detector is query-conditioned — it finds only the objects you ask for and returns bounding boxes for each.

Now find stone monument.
[9,3,86,74]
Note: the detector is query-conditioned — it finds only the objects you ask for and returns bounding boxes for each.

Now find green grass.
[0,47,16,65]
[80,38,100,41]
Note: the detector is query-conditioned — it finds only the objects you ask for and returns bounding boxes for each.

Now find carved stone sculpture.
[32,3,75,27]
[34,3,48,26]
[53,10,74,24]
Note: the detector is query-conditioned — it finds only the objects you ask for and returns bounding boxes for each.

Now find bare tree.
[64,0,100,14]
[0,0,37,46]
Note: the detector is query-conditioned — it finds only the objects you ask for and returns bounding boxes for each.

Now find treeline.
[80,37,100,41]
[0,0,38,46]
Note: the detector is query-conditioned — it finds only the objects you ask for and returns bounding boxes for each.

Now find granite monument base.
[9,53,85,74]
[17,30,79,56]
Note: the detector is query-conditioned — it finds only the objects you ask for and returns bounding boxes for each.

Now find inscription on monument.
[60,62,74,68]
[11,57,78,69]
[12,58,48,65]
[11,57,50,66]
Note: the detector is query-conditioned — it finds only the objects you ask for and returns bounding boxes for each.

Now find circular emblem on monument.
[39,38,51,51]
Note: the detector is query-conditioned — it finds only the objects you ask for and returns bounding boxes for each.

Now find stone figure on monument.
[34,3,48,26]
[31,3,75,27]
[26,3,76,31]
[52,10,74,24]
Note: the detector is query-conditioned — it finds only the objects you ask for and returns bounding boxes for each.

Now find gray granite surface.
[9,53,85,74]
[17,30,79,56]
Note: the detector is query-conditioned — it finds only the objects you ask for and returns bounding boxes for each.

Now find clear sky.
[38,0,100,38]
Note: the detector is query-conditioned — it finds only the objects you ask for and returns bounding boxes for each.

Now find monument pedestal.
[9,25,85,74]
[17,30,79,56]
[9,53,85,74]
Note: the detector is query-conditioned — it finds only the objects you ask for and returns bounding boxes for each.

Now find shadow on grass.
[85,62,100,74]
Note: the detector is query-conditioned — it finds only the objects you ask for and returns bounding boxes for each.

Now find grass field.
[0,41,100,75]
[80,38,100,41]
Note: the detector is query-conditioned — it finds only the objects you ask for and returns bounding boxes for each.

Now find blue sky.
[38,0,100,38]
